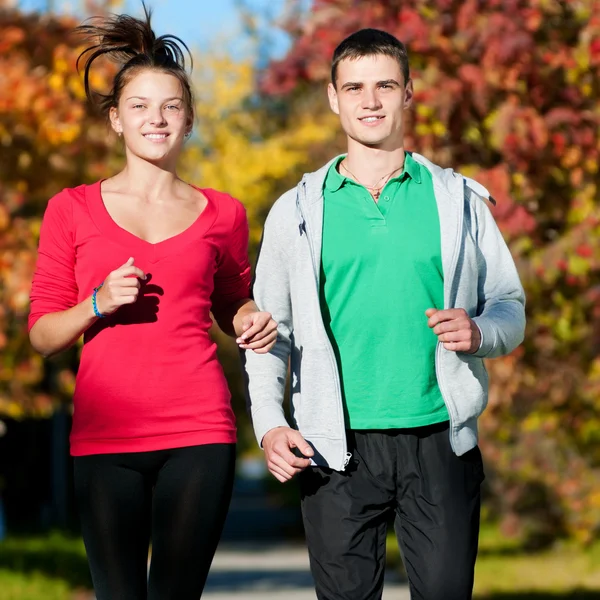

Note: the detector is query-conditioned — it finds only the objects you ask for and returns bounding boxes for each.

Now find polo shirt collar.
[324,155,347,193]
[402,152,422,184]
[324,151,422,193]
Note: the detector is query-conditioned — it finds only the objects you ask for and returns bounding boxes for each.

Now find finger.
[117,277,142,289]
[248,339,278,354]
[239,331,278,350]
[118,294,138,304]
[433,318,469,335]
[241,315,254,331]
[427,308,464,328]
[119,257,135,269]
[273,444,311,469]
[438,330,471,343]
[268,452,304,477]
[268,464,292,483]
[288,432,314,458]
[238,317,271,342]
[118,266,146,279]
[425,308,438,318]
[443,341,470,352]
[238,321,277,345]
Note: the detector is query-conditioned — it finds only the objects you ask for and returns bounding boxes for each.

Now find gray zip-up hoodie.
[244,153,526,471]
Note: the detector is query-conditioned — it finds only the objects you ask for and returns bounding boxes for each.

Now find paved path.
[202,544,410,599]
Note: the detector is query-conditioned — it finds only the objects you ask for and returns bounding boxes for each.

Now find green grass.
[386,523,600,599]
[2,526,600,599]
[0,532,91,600]
[474,525,600,598]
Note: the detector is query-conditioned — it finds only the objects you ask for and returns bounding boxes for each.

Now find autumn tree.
[256,0,600,545]
[0,8,118,417]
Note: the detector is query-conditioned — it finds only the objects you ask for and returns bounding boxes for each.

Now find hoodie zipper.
[296,180,350,470]
[433,175,465,454]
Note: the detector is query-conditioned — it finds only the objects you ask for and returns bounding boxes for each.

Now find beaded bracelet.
[92,284,105,318]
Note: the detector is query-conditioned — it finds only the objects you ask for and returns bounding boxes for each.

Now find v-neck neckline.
[86,180,219,263]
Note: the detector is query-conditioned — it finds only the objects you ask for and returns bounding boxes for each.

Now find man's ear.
[403,79,414,109]
[327,82,340,115]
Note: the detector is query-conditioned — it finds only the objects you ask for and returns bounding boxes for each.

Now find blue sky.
[17,0,291,57]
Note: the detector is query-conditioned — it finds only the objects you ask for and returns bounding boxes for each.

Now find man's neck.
[342,142,406,186]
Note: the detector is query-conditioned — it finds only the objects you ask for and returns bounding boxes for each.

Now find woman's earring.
[184,131,192,140]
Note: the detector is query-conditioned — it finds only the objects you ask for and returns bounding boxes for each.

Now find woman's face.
[110,69,192,166]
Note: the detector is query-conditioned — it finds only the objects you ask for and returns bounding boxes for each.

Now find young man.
[244,29,525,600]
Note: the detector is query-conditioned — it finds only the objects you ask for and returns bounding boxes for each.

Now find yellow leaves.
[0,204,9,232]
[431,121,447,137]
[53,56,69,75]
[584,158,598,174]
[4,402,23,419]
[463,125,482,143]
[193,56,254,122]
[182,53,340,245]
[68,75,87,101]
[512,172,526,187]
[17,152,31,170]
[567,183,597,225]
[561,146,583,169]
[568,254,590,277]
[48,72,63,92]
[415,104,434,118]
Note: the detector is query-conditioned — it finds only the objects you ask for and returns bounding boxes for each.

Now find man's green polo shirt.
[319,153,449,429]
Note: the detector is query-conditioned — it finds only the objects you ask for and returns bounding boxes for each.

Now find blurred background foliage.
[0,0,599,559]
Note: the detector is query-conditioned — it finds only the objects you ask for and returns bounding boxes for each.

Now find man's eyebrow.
[340,79,402,89]
[340,81,363,89]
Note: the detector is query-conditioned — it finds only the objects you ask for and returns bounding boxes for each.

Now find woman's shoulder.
[200,188,247,221]
[201,188,243,207]
[46,182,98,212]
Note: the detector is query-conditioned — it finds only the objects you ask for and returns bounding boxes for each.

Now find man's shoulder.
[410,152,494,206]
[267,186,299,224]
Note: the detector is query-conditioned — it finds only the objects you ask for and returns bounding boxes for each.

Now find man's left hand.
[426,308,481,354]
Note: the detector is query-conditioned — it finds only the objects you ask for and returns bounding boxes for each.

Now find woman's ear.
[109,106,122,135]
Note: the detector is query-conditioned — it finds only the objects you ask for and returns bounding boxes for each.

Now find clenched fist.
[95,257,146,316]
[426,308,481,354]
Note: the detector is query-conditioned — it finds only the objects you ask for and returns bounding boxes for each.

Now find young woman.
[28,5,277,599]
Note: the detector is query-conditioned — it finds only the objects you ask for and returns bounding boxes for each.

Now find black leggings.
[74,443,236,600]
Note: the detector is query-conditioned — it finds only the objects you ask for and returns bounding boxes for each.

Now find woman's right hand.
[95,257,146,316]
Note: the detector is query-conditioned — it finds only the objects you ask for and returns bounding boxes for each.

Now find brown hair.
[331,29,410,88]
[75,2,194,119]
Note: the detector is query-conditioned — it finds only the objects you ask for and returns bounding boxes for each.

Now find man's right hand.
[262,427,314,482]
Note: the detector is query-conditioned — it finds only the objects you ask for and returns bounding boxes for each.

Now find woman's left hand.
[236,312,278,353]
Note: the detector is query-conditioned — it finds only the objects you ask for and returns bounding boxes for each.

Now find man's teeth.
[361,117,382,122]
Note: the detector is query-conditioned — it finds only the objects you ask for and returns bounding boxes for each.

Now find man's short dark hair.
[331,29,410,88]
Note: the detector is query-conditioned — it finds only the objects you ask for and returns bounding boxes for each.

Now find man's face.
[328,54,413,150]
